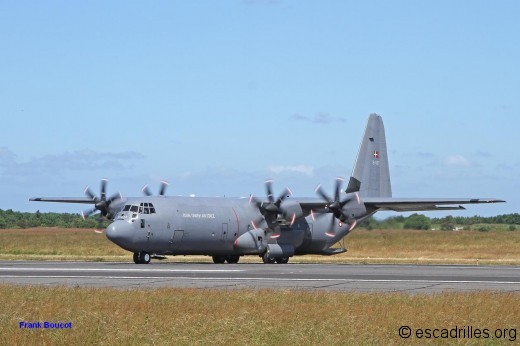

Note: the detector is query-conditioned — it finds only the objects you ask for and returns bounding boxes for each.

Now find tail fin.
[346,113,392,197]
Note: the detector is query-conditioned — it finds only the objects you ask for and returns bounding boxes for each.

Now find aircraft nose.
[106,221,134,250]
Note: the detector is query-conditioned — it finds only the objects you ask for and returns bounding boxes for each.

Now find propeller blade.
[81,207,97,219]
[142,180,169,196]
[84,186,97,201]
[315,184,332,203]
[250,216,266,230]
[265,179,274,203]
[142,184,152,196]
[325,215,336,237]
[249,195,263,210]
[340,197,352,208]
[107,192,122,204]
[100,178,108,201]
[94,217,106,233]
[159,180,169,196]
[275,187,292,207]
[334,177,344,202]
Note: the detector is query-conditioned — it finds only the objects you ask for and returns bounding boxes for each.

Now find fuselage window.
[122,205,131,212]
[130,205,138,212]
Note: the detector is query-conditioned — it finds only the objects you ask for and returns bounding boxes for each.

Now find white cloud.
[291,112,346,124]
[0,147,17,167]
[0,148,146,179]
[445,155,472,167]
[269,165,314,176]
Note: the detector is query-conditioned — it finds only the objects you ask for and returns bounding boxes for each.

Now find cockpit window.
[122,204,155,214]
[139,202,156,214]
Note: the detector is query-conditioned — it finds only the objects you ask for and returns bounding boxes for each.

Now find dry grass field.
[0,286,518,345]
[1,228,519,345]
[1,227,519,264]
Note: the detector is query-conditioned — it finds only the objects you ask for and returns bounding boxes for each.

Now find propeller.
[315,177,356,237]
[81,179,122,232]
[250,179,292,231]
[142,180,169,196]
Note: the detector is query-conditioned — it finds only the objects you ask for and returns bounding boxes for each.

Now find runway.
[0,261,519,293]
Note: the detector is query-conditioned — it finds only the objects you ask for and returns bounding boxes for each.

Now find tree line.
[0,209,102,229]
[0,208,518,230]
[359,213,520,231]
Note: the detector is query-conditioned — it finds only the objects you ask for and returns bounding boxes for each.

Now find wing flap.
[30,197,96,204]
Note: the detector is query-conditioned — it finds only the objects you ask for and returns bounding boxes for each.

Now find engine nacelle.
[278,201,304,225]
[265,243,294,259]
[234,228,265,254]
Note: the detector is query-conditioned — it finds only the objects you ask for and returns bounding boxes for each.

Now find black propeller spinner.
[141,180,169,196]
[250,179,292,229]
[315,177,355,237]
[81,178,122,220]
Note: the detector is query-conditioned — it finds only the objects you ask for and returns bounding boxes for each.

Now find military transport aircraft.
[31,114,504,264]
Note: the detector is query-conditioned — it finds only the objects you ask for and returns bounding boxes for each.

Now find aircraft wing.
[362,198,505,212]
[29,197,96,204]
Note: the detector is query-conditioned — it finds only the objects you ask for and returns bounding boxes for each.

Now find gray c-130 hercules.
[30,114,504,264]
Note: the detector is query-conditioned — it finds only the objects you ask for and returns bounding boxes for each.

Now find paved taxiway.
[0,261,519,293]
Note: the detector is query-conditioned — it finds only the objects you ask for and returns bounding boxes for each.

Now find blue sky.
[0,1,518,217]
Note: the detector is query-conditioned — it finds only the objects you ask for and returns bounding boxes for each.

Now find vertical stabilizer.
[346,114,392,197]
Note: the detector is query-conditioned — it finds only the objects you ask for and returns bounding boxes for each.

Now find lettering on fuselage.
[182,213,216,219]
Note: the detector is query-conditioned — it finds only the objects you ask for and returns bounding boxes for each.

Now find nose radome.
[105,221,133,249]
[105,223,117,242]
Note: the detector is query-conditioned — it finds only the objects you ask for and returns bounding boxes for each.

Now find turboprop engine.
[234,228,265,254]
[277,201,304,225]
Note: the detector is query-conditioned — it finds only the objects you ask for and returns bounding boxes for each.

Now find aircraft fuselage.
[106,196,347,258]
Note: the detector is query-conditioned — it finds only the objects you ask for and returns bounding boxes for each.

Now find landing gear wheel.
[135,251,151,264]
[141,252,151,264]
[212,255,226,264]
[226,255,240,264]
[275,257,289,264]
[262,252,276,264]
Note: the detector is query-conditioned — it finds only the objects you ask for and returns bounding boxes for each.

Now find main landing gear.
[212,255,241,264]
[261,252,290,264]
[133,251,151,264]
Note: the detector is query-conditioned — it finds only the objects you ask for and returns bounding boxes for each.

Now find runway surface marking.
[0,267,244,273]
[2,262,518,292]
[1,275,518,285]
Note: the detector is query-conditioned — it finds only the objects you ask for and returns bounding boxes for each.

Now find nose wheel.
[133,251,151,264]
